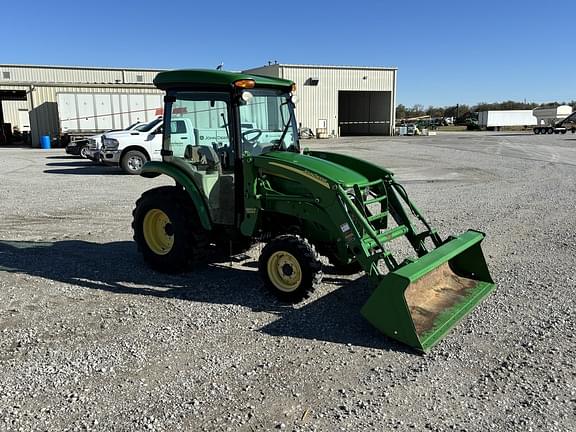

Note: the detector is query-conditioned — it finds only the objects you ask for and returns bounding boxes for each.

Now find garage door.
[338,91,391,136]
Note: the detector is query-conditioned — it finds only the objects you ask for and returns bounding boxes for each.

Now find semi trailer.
[477,110,537,129]
[532,105,575,134]
[56,92,162,145]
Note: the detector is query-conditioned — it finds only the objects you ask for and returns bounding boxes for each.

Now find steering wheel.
[242,128,263,146]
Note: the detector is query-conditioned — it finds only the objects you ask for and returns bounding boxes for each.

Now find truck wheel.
[547,127,554,134]
[80,145,90,159]
[132,186,209,273]
[533,127,540,134]
[259,235,322,303]
[122,150,148,175]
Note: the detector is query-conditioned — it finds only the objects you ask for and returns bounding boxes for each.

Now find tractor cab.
[153,70,299,226]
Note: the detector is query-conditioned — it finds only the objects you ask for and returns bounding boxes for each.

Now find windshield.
[134,117,162,132]
[238,89,299,156]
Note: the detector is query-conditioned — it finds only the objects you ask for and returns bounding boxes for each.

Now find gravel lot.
[0,132,575,431]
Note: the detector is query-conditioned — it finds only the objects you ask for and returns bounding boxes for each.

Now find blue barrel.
[40,135,51,149]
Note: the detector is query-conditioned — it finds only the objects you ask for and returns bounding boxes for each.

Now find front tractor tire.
[132,186,208,273]
[259,235,322,303]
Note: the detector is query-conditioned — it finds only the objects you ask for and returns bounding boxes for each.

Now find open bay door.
[338,91,392,136]
[0,90,28,145]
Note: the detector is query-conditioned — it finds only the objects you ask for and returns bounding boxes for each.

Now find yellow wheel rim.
[267,251,302,292]
[143,209,174,255]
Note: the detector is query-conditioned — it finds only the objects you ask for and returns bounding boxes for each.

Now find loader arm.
[246,150,495,352]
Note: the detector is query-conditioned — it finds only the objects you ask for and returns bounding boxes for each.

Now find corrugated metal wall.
[244,65,397,136]
[0,65,166,146]
[0,65,161,84]
[1,64,398,145]
[0,83,163,145]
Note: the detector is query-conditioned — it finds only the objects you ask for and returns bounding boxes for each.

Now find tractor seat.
[184,145,222,174]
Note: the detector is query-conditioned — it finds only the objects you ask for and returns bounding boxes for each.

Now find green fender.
[140,161,212,231]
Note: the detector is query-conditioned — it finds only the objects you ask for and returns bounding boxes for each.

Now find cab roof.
[153,69,293,90]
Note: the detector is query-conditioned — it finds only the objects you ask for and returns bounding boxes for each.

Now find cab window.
[167,92,232,166]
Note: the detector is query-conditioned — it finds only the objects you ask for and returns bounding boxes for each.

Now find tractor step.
[364,195,387,206]
[367,211,389,223]
[363,225,409,250]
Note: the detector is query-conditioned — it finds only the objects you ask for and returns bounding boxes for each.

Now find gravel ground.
[0,132,574,431]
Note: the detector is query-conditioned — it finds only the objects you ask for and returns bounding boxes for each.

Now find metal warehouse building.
[0,63,397,147]
[244,63,397,137]
[0,64,163,146]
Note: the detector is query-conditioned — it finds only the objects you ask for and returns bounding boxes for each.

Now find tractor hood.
[257,151,369,188]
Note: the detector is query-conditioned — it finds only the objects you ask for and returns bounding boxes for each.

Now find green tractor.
[132,69,495,352]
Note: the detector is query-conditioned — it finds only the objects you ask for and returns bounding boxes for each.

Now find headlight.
[103,138,119,150]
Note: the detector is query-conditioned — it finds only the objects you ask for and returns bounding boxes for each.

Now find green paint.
[258,151,369,187]
[140,161,212,231]
[154,69,293,91]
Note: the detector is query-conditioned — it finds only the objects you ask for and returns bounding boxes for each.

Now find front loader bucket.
[361,230,495,352]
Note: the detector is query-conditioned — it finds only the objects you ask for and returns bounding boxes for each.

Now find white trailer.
[57,92,162,143]
[477,110,537,128]
[532,105,574,134]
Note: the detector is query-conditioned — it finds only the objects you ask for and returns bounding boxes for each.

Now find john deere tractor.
[132,69,495,352]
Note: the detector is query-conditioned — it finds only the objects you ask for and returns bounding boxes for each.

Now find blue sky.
[2,1,574,107]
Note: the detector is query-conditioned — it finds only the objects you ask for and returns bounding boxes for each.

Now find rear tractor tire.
[132,186,208,273]
[122,150,148,175]
[259,235,322,303]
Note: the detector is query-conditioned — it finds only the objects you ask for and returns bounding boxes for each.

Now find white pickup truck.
[85,121,144,163]
[100,117,197,174]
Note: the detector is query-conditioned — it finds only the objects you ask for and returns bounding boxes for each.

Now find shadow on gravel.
[43,161,123,175]
[0,239,409,353]
[45,155,81,160]
[46,161,98,167]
